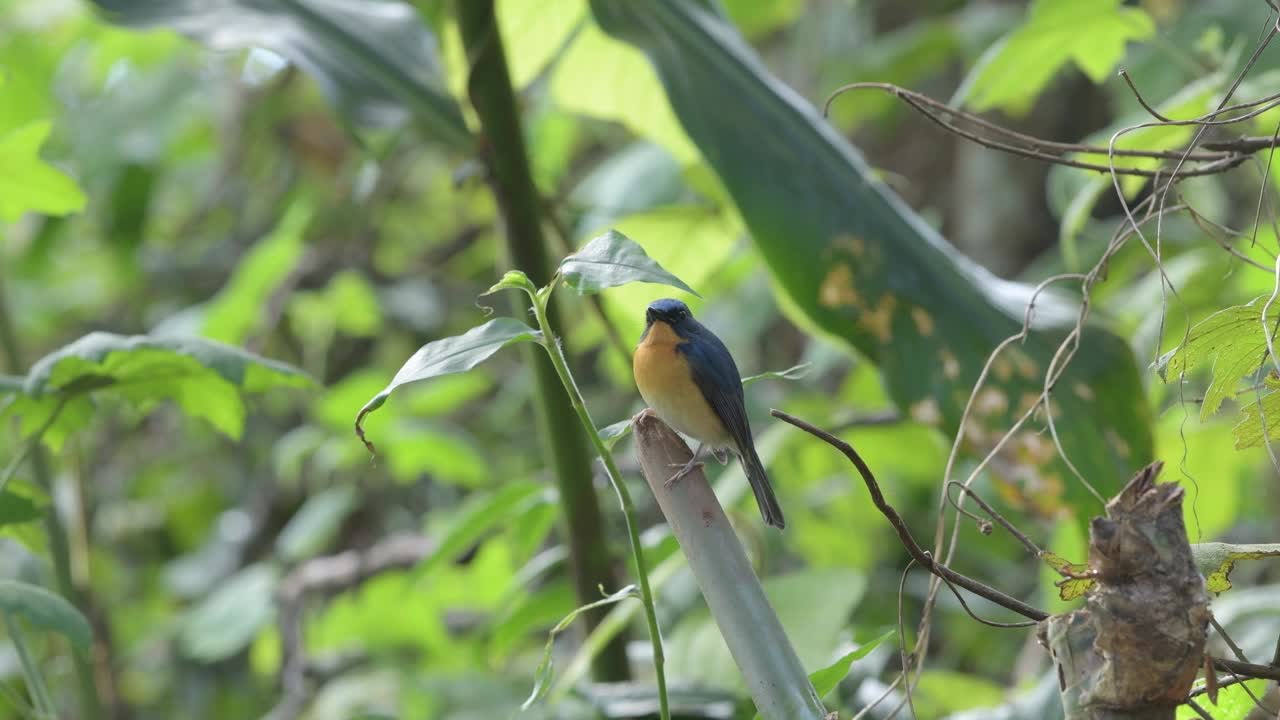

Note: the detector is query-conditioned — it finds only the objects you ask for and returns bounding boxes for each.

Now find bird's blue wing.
[679,326,753,450]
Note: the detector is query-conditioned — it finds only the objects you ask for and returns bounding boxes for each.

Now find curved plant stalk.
[632,411,826,720]
[508,273,671,720]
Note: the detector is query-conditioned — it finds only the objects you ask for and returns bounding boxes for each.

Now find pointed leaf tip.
[558,229,701,297]
[354,318,541,446]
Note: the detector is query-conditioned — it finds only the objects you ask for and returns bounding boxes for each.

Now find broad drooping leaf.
[590,0,1152,506]
[89,0,469,147]
[5,332,311,446]
[1157,297,1275,423]
[961,0,1155,114]
[0,121,87,222]
[557,229,700,297]
[0,580,93,652]
[355,318,542,447]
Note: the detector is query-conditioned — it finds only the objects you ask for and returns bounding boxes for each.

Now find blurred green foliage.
[2,0,1280,719]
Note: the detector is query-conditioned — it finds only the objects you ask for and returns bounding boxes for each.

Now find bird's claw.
[665,460,704,488]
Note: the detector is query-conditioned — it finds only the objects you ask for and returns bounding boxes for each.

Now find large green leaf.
[0,580,93,652]
[590,0,1152,504]
[1156,297,1273,422]
[960,0,1155,114]
[89,0,470,148]
[7,332,311,444]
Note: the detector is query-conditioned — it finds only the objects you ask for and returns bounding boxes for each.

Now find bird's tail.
[739,443,785,529]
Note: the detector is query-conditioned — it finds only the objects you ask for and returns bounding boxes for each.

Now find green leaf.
[203,202,310,344]
[13,332,311,441]
[523,584,639,710]
[807,629,895,699]
[89,0,470,147]
[355,318,541,448]
[0,490,43,529]
[1233,375,1280,449]
[1193,542,1280,593]
[0,580,92,652]
[598,418,634,450]
[0,121,87,222]
[961,0,1155,114]
[557,229,700,297]
[179,563,279,662]
[550,20,699,163]
[416,481,549,578]
[1157,297,1274,422]
[1177,680,1268,720]
[275,487,359,563]
[590,0,1152,504]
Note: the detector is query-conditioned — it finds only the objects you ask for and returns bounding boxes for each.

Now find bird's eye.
[677,310,686,320]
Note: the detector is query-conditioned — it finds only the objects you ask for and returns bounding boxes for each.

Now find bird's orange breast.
[634,322,731,446]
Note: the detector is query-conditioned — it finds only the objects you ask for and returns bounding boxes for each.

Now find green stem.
[455,0,632,682]
[0,275,103,720]
[6,613,57,718]
[528,285,670,720]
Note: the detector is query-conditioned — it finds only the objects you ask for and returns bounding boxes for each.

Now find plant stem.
[7,613,57,717]
[528,286,670,720]
[0,275,103,720]
[455,0,632,683]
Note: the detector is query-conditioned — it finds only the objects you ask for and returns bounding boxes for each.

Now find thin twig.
[1212,657,1280,683]
[1184,697,1215,720]
[771,410,1049,622]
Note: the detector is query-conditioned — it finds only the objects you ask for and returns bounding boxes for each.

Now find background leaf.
[0,121,87,222]
[90,0,470,144]
[0,580,93,652]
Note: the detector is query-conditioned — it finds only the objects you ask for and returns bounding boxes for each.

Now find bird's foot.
[712,447,729,465]
[665,458,704,488]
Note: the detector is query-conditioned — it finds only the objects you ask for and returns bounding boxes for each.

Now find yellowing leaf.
[963,0,1155,114]
[0,121,86,222]
[1192,542,1280,593]
[1041,551,1094,601]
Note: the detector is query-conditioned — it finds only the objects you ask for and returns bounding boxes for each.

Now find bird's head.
[642,298,696,341]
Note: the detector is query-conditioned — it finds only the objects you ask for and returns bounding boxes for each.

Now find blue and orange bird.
[633,298,785,529]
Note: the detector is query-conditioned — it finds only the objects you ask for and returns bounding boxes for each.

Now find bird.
[632,298,785,529]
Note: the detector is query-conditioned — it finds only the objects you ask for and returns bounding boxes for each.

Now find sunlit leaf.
[203,202,310,344]
[1233,375,1280,449]
[356,318,541,447]
[90,0,469,146]
[915,670,1006,717]
[1176,680,1267,720]
[1157,297,1274,422]
[0,580,92,652]
[179,563,279,662]
[557,229,700,297]
[1193,542,1280,593]
[0,121,87,222]
[10,332,311,442]
[960,0,1155,114]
